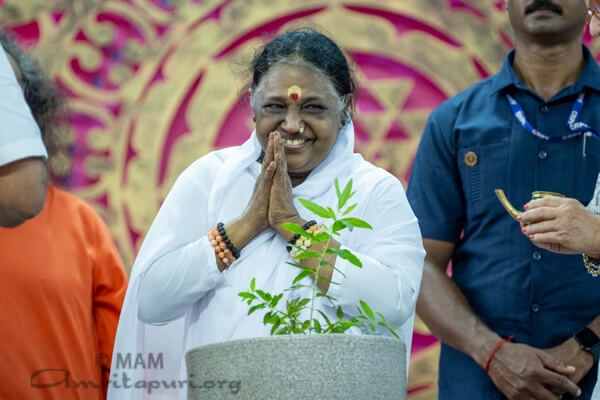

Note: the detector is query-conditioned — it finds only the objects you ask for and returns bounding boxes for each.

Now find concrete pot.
[185,334,406,400]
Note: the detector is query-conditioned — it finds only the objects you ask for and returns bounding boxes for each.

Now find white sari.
[108,122,425,399]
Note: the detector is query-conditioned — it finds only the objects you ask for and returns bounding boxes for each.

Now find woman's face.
[587,0,600,37]
[252,63,344,182]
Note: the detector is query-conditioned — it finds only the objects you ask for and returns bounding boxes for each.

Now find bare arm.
[0,157,47,227]
[417,238,500,365]
[418,238,581,399]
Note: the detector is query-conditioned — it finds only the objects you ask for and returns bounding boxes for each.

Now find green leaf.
[316,276,333,284]
[317,310,333,326]
[281,222,309,236]
[312,232,330,242]
[336,306,344,319]
[292,265,314,274]
[326,248,363,267]
[248,303,266,315]
[331,266,347,278]
[340,217,372,230]
[264,312,279,325]
[313,319,322,333]
[286,261,306,269]
[270,293,283,308]
[288,284,312,291]
[342,203,358,216]
[298,198,335,219]
[255,290,271,302]
[387,328,400,339]
[250,278,256,291]
[334,179,342,209]
[319,259,334,268]
[331,220,347,234]
[292,269,314,284]
[269,320,281,335]
[320,294,337,307]
[327,207,336,218]
[297,298,311,308]
[338,179,354,210]
[293,251,322,260]
[238,292,256,301]
[360,300,375,321]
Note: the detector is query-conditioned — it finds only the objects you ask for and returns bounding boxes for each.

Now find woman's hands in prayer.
[267,132,301,230]
[217,132,288,271]
[242,131,301,236]
[244,131,278,232]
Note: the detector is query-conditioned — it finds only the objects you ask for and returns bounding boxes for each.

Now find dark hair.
[0,27,70,180]
[249,27,358,119]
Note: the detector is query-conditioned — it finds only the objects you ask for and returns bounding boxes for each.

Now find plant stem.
[309,234,331,334]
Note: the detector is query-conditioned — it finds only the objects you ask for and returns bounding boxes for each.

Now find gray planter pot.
[185,334,407,400]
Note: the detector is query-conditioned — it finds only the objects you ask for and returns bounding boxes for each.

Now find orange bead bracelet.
[208,226,236,267]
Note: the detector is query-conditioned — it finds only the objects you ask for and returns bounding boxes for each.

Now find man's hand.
[545,337,594,385]
[487,341,581,399]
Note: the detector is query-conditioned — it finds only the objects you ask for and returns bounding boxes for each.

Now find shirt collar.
[489,46,600,96]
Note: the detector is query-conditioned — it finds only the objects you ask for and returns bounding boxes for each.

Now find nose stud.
[298,126,305,134]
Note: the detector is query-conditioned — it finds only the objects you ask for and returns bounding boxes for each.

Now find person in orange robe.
[0,28,128,399]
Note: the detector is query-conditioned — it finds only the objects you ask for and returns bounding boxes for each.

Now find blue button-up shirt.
[407,47,600,399]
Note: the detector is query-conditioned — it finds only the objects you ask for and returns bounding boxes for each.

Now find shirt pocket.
[458,142,510,221]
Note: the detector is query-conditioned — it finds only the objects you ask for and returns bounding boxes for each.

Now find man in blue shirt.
[407,0,600,398]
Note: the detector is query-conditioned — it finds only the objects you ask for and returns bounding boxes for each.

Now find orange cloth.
[0,186,128,399]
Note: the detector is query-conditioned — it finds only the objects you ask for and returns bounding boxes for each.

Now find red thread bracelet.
[484,335,514,373]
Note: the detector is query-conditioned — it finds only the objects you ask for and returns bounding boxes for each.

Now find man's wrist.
[573,326,600,364]
[471,331,503,369]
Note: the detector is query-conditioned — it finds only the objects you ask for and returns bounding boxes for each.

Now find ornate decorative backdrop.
[3,0,597,398]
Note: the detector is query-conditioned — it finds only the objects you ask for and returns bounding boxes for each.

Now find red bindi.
[287,85,302,101]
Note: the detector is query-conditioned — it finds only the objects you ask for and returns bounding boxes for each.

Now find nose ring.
[298,126,305,134]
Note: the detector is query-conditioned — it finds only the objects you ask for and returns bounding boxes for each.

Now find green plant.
[238,179,400,338]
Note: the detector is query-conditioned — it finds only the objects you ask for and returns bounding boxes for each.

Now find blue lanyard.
[506,92,600,142]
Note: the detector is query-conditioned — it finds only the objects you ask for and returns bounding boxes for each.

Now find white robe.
[108,122,425,399]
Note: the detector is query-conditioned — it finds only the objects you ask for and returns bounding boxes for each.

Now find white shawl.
[108,122,425,399]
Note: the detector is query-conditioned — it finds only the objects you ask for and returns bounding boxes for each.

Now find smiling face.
[252,62,344,182]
